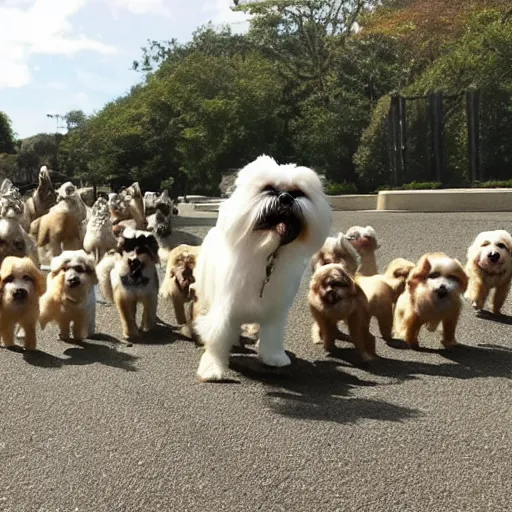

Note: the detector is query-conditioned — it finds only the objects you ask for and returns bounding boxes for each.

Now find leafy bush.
[324,181,359,195]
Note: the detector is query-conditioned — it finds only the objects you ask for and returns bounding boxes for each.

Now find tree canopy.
[3,0,512,193]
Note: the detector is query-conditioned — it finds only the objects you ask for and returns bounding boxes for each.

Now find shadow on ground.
[229,351,421,425]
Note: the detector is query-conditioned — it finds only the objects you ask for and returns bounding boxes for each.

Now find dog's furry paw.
[197,351,229,382]
[426,320,440,332]
[258,349,291,368]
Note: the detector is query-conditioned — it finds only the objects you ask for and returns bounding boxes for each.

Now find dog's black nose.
[488,252,500,263]
[67,276,80,287]
[278,192,294,206]
[436,285,448,298]
[13,288,28,300]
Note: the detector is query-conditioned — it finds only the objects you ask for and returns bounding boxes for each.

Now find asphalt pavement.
[1,211,511,512]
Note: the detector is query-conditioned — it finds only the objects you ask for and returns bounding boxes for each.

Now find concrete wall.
[377,188,512,212]
[328,194,378,211]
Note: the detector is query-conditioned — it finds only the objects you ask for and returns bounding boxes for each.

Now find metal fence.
[387,89,512,186]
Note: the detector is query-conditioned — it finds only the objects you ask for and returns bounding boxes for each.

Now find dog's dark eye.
[497,243,507,250]
[3,275,13,283]
[262,185,278,195]
[428,272,441,279]
[288,189,306,199]
[448,275,460,283]
[14,240,25,251]
[331,280,348,287]
[73,265,86,274]
[23,275,34,283]
[481,241,490,247]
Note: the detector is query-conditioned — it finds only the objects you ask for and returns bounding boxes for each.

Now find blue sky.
[0,0,249,138]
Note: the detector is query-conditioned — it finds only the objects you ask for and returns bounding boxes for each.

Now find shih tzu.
[160,243,200,326]
[193,154,331,381]
[96,228,159,340]
[311,232,361,275]
[308,263,376,361]
[393,252,468,349]
[83,196,118,262]
[345,225,380,276]
[464,230,512,315]
[39,250,98,341]
[0,256,46,350]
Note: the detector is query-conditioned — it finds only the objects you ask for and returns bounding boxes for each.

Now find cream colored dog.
[393,252,468,349]
[465,230,512,314]
[40,250,98,341]
[83,196,117,262]
[0,256,46,350]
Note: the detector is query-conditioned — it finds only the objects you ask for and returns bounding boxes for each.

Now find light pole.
[46,113,65,133]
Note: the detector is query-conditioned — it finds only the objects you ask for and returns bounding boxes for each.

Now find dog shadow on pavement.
[229,351,422,425]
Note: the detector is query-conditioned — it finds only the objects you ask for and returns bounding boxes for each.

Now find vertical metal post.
[387,97,397,186]
[398,94,407,183]
[388,94,402,186]
[466,89,481,182]
[429,92,445,183]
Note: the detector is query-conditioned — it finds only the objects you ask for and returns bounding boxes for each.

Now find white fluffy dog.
[465,230,512,314]
[193,155,331,382]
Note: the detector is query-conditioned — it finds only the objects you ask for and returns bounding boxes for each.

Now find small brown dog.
[0,256,46,350]
[393,252,468,349]
[464,230,512,314]
[308,263,376,361]
[160,244,200,325]
[346,225,379,276]
[97,228,159,340]
[311,232,361,275]
[354,258,415,340]
[39,250,98,341]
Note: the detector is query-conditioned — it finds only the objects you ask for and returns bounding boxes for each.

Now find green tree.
[0,111,16,154]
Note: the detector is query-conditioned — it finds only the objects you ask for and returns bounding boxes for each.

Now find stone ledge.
[328,194,378,211]
[377,188,512,212]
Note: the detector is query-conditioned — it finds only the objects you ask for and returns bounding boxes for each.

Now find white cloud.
[46,81,68,91]
[0,0,117,88]
[110,0,171,17]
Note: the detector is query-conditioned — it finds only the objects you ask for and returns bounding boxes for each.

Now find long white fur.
[194,155,331,381]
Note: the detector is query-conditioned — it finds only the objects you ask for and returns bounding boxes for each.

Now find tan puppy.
[346,225,379,276]
[21,166,55,230]
[35,210,82,261]
[393,252,468,349]
[383,257,416,301]
[311,232,361,275]
[40,250,98,341]
[160,244,200,325]
[0,182,39,266]
[465,230,512,315]
[0,256,46,350]
[308,263,376,361]
[354,258,415,340]
[96,228,159,340]
[83,197,117,262]
[110,183,147,236]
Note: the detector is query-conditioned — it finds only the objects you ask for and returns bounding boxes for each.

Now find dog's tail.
[95,253,116,302]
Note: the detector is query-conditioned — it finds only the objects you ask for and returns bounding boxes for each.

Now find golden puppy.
[96,228,159,340]
[160,244,200,325]
[39,250,98,341]
[346,225,379,276]
[35,210,82,261]
[311,232,361,275]
[354,257,415,340]
[465,230,512,315]
[0,256,46,350]
[308,263,376,361]
[383,257,416,301]
[393,252,468,349]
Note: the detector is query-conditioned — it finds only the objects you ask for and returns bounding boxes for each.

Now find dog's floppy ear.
[453,259,469,294]
[310,250,325,271]
[49,253,69,277]
[146,234,160,263]
[407,255,431,289]
[30,262,47,296]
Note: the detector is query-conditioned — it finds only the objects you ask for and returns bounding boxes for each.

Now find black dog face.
[118,229,159,287]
